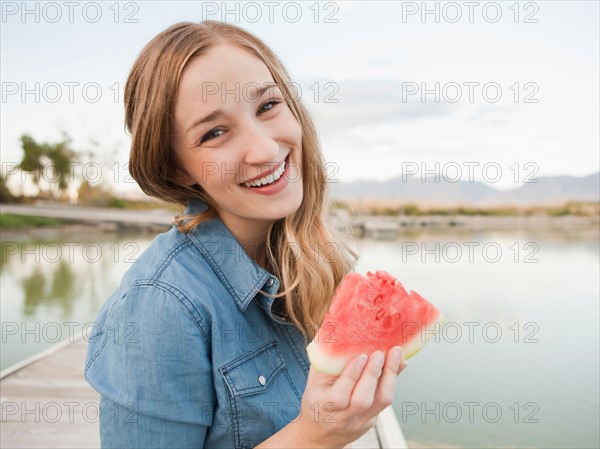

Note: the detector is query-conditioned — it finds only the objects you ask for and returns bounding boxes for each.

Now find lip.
[241,156,287,184]
[241,154,290,195]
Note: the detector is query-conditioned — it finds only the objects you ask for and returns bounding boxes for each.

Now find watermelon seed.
[375,308,385,320]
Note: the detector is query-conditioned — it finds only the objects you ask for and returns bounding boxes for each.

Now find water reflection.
[22,267,48,316]
[1,226,598,448]
[0,231,154,369]
[19,261,77,317]
[48,262,77,313]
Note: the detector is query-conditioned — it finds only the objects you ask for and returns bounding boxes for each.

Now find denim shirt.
[84,198,311,448]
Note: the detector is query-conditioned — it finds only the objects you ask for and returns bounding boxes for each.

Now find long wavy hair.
[124,20,358,344]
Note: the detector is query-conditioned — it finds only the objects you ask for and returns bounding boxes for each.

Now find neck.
[218,214,273,272]
[244,237,267,268]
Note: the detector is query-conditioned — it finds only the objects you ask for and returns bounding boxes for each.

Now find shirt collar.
[183,198,279,312]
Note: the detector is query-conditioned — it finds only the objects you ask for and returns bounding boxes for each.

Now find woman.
[85,20,407,448]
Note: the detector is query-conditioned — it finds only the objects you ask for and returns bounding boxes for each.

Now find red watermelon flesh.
[306,270,444,375]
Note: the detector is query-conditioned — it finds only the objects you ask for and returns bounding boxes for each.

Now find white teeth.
[244,160,286,188]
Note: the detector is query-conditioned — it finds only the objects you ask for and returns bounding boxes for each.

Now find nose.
[240,120,280,167]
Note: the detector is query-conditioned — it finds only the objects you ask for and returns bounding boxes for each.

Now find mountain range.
[328,172,600,207]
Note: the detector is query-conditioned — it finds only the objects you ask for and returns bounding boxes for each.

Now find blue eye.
[199,129,225,144]
[197,100,281,145]
[259,100,281,114]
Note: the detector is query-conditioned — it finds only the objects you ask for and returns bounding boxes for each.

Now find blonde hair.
[124,20,358,344]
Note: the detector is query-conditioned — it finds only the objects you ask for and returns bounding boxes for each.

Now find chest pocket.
[219,340,301,449]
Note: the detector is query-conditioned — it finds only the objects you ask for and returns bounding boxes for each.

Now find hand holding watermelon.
[295,346,408,448]
[307,270,444,375]
[292,270,442,447]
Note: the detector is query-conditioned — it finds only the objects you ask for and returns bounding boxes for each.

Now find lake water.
[0,231,156,370]
[1,226,598,448]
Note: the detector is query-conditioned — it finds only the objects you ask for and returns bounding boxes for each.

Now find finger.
[349,350,386,412]
[397,360,408,376]
[371,347,403,409]
[329,354,369,409]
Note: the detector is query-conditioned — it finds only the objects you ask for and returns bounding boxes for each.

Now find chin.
[273,196,303,220]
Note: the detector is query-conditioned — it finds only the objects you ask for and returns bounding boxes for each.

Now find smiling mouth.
[241,154,289,188]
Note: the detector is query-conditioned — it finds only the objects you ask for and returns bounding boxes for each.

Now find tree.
[47,133,78,199]
[18,134,47,190]
[18,133,78,201]
[0,171,16,203]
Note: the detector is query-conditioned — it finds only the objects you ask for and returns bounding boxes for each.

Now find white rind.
[402,312,445,359]
[306,340,348,375]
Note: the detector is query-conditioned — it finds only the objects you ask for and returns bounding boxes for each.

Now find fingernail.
[392,346,403,363]
[356,354,368,371]
[372,351,385,368]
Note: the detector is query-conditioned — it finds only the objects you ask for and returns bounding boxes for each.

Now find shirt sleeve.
[84,282,214,448]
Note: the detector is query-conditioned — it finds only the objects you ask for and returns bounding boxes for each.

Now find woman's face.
[171,44,304,240]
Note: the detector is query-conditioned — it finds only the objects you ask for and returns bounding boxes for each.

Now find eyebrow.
[185,84,278,135]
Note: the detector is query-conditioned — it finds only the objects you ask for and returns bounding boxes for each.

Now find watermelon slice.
[307,270,444,375]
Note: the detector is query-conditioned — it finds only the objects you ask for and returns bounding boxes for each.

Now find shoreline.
[0,222,169,239]
[1,213,598,238]
[1,204,599,241]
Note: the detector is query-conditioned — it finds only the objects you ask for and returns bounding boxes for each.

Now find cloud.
[466,104,517,124]
[300,78,459,140]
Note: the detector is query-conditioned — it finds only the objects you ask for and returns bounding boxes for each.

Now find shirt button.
[258,375,266,386]
[266,278,274,287]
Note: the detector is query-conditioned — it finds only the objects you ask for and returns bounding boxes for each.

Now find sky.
[1,0,599,198]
